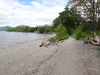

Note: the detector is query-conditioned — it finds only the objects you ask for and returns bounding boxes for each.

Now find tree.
[52,7,80,35]
[59,9,79,29]
[68,0,100,31]
[59,8,80,34]
[52,17,61,29]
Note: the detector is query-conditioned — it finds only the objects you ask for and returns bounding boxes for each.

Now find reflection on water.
[0,31,50,48]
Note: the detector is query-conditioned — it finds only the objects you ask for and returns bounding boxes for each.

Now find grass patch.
[93,47,100,51]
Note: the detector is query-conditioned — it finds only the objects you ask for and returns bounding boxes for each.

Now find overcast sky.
[0,0,69,27]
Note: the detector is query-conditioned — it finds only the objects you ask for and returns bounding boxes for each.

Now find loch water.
[0,31,50,48]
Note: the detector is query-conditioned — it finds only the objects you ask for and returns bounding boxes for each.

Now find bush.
[75,26,92,40]
[38,27,45,33]
[50,24,69,42]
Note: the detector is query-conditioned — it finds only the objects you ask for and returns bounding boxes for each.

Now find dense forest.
[7,0,100,41]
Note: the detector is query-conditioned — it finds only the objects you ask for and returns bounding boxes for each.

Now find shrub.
[50,24,69,42]
[75,26,92,40]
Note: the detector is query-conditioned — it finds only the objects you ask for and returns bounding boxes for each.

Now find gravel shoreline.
[0,37,100,75]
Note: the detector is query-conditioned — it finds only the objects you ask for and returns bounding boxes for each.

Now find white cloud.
[0,0,68,27]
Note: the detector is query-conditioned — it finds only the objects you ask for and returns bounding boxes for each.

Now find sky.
[0,0,69,27]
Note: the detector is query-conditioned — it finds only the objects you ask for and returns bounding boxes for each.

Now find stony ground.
[0,37,100,75]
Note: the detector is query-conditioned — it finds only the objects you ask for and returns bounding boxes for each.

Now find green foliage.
[37,26,45,33]
[28,27,36,32]
[51,7,80,41]
[66,0,100,40]
[7,26,31,32]
[56,0,100,40]
[59,9,79,30]
[52,7,80,36]
[93,47,100,51]
[96,21,100,30]
[75,22,100,40]
[7,25,52,33]
[95,31,100,35]
[36,25,52,33]
[52,18,60,29]
[75,28,100,40]
[75,26,92,40]
[50,24,69,42]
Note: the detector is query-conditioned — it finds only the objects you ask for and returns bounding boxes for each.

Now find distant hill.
[16,25,29,27]
[0,26,12,31]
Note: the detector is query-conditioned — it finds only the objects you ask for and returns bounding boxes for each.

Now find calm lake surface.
[0,31,51,48]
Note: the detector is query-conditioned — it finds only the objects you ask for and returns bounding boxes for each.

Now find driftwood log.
[84,37,100,46]
[39,41,50,47]
[91,32,100,43]
[90,41,100,46]
[84,32,100,46]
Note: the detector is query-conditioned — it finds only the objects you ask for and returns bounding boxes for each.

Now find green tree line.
[51,0,100,41]
[7,25,52,33]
